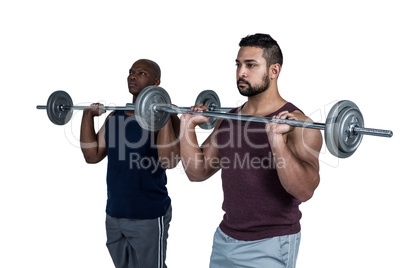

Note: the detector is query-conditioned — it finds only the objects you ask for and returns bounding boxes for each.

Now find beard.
[237,73,270,97]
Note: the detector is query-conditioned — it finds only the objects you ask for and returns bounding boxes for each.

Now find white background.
[1,0,401,267]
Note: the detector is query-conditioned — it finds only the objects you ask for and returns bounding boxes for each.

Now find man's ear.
[270,63,281,79]
[154,77,161,86]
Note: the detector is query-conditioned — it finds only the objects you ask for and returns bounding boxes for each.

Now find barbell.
[36,88,229,129]
[37,86,393,158]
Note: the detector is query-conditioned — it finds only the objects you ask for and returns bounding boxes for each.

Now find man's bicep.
[290,122,323,170]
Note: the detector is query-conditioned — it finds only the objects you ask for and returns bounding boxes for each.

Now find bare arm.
[157,114,181,169]
[266,111,322,202]
[179,109,222,182]
[80,105,108,164]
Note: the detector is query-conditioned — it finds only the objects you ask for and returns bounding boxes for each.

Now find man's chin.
[238,86,253,97]
[237,85,248,94]
[238,88,266,97]
[129,87,141,96]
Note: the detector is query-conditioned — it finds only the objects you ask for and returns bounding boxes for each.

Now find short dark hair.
[148,59,161,80]
[239,33,283,67]
[135,59,161,79]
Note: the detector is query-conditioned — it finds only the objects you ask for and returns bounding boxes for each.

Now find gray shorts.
[105,206,172,268]
[210,227,301,268]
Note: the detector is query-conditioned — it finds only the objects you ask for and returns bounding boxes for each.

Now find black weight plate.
[46,90,73,125]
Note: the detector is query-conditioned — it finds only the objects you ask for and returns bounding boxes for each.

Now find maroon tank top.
[217,102,303,241]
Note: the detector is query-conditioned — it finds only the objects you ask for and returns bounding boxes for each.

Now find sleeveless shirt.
[217,102,303,241]
[104,110,170,219]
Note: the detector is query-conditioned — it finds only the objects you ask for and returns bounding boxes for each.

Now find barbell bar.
[36,89,230,127]
[156,102,392,137]
[133,86,393,158]
[37,86,393,158]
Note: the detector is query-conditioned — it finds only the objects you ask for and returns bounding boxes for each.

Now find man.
[80,59,180,268]
[179,34,322,267]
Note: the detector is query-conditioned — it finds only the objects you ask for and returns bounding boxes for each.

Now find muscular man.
[80,59,180,268]
[180,34,322,267]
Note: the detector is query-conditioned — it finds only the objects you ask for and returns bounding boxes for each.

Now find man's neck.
[242,85,286,116]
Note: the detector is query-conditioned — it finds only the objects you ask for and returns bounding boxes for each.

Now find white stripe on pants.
[105,206,172,268]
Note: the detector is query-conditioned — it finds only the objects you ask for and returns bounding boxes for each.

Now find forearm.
[179,119,209,181]
[271,136,320,202]
[157,116,180,169]
[80,111,100,162]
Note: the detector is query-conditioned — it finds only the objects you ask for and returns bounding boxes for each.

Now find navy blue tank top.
[104,110,170,219]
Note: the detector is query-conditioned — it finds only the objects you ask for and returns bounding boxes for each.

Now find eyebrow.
[235,59,259,63]
[129,68,148,73]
